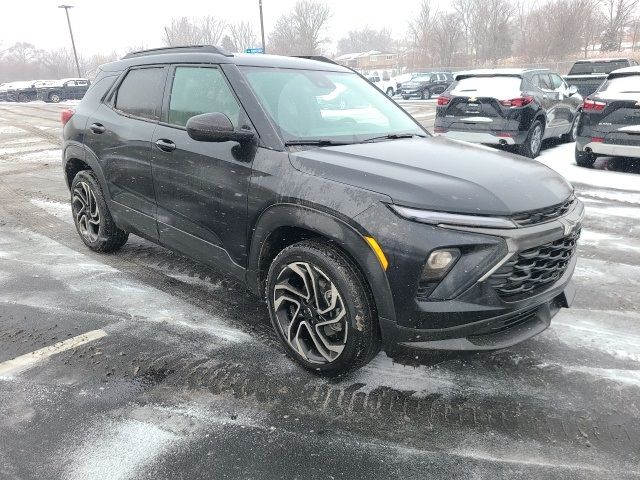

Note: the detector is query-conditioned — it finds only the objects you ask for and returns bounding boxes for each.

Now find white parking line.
[0,329,107,378]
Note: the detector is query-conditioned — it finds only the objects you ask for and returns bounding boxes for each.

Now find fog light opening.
[422,248,461,281]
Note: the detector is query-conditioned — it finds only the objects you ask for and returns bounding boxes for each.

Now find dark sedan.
[434,68,583,158]
[400,72,453,100]
[575,66,640,168]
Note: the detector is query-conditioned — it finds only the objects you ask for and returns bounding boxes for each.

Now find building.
[334,51,399,73]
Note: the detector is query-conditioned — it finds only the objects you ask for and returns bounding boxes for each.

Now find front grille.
[511,196,576,227]
[489,229,580,299]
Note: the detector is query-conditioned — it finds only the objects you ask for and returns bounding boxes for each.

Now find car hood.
[289,137,573,216]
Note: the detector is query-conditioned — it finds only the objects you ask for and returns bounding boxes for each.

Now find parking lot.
[1,100,640,479]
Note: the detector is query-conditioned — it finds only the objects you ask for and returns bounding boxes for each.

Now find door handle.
[155,139,176,152]
[89,123,106,134]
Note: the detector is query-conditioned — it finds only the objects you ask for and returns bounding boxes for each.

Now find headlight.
[390,205,517,229]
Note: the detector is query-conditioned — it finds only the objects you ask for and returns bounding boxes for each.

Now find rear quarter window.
[114,67,166,121]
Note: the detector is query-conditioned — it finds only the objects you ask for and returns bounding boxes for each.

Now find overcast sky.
[2,0,445,56]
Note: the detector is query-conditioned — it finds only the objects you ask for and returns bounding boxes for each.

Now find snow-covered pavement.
[0,101,639,479]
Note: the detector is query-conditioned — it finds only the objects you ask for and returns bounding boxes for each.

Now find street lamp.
[259,0,266,53]
[58,5,82,77]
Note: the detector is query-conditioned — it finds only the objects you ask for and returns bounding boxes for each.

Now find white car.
[366,74,395,97]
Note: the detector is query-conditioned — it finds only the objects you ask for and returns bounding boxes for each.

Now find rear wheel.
[71,170,128,252]
[575,146,597,168]
[517,120,544,158]
[402,95,410,100]
[266,239,380,376]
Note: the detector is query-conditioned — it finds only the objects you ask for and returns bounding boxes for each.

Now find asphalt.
[0,100,639,479]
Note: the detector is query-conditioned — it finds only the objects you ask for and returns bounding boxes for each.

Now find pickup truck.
[36,78,91,103]
[564,58,638,97]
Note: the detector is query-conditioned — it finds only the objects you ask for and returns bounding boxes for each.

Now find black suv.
[38,78,91,103]
[434,68,583,158]
[575,66,640,168]
[62,46,583,375]
[400,72,453,100]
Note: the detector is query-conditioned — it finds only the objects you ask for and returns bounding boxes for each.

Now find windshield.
[450,76,523,98]
[239,66,424,144]
[599,75,640,94]
[568,61,630,75]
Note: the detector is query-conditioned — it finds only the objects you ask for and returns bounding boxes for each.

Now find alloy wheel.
[272,261,348,365]
[531,124,543,155]
[72,181,101,242]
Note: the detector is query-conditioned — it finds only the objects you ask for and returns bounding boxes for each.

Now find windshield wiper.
[285,139,351,146]
[361,133,427,143]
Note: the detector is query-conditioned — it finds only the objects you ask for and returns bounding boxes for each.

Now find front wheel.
[518,120,544,158]
[386,87,394,97]
[49,92,61,103]
[71,170,128,252]
[266,239,381,376]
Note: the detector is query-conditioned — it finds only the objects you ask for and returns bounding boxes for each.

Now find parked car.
[0,84,8,102]
[564,58,638,97]
[366,73,395,97]
[400,72,454,100]
[5,80,39,102]
[575,66,640,168]
[37,78,91,103]
[62,46,582,375]
[434,68,583,158]
[393,72,421,94]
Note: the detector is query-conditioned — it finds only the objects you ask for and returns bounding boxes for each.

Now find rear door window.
[115,67,166,121]
[167,66,241,128]
[533,73,553,91]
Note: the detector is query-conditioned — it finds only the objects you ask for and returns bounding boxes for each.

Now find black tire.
[386,87,394,97]
[402,95,410,100]
[266,239,381,376]
[562,111,581,143]
[49,92,61,103]
[517,120,544,158]
[70,170,128,252]
[575,146,596,168]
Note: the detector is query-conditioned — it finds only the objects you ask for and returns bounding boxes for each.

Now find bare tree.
[163,16,226,47]
[337,26,393,55]
[632,16,640,50]
[408,0,438,67]
[431,13,463,66]
[268,0,331,55]
[229,21,257,53]
[600,0,639,51]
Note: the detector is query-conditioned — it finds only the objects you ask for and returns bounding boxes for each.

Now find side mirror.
[567,85,578,96]
[186,112,255,143]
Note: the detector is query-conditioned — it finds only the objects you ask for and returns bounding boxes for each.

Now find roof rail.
[291,55,338,65]
[123,45,232,59]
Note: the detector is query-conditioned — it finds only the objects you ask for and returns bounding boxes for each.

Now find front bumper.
[375,199,584,352]
[579,140,640,159]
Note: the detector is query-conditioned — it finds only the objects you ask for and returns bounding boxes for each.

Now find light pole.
[58,5,82,77]
[259,0,266,53]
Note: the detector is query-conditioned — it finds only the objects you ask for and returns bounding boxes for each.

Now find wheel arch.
[247,203,396,323]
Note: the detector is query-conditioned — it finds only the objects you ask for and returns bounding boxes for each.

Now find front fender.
[247,203,396,323]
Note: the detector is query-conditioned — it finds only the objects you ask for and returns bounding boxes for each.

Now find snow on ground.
[30,199,72,223]
[537,142,640,192]
[580,228,640,254]
[0,228,251,346]
[0,125,26,135]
